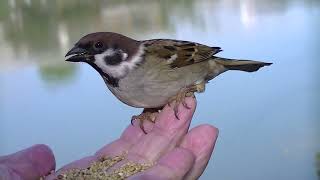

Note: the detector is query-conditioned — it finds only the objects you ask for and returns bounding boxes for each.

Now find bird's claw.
[131,112,157,134]
[169,89,195,120]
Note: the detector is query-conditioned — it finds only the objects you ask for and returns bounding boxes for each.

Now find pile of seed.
[55,153,153,180]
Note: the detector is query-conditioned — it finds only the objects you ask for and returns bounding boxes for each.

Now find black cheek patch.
[104,53,123,66]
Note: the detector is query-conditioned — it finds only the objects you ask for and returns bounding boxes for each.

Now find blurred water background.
[0,0,319,179]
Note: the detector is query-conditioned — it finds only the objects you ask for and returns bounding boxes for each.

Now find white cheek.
[123,44,145,70]
[94,49,116,62]
[94,49,128,78]
[93,45,145,79]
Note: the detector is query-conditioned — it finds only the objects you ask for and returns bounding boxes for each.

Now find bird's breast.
[105,57,211,108]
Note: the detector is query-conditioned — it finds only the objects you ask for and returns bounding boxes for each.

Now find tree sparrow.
[65,32,272,133]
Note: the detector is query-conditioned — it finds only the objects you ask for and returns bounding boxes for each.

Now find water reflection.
[38,63,77,86]
[0,0,208,85]
[0,0,197,60]
[0,0,319,180]
[1,0,319,65]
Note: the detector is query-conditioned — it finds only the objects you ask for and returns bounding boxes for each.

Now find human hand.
[0,144,55,180]
[0,97,219,180]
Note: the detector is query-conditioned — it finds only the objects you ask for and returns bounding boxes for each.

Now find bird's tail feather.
[214,57,272,72]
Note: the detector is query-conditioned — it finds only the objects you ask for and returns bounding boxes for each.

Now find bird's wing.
[143,39,222,68]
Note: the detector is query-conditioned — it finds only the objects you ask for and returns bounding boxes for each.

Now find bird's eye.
[94,42,104,50]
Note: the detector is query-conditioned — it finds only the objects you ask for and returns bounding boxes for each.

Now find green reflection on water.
[38,63,77,85]
[2,0,319,60]
[0,0,207,86]
[0,0,199,56]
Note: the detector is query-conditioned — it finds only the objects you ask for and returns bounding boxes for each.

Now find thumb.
[0,144,55,180]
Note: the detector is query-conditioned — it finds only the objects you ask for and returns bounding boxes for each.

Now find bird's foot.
[168,87,196,120]
[131,108,160,134]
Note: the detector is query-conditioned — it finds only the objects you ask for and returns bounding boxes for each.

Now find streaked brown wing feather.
[143,39,222,68]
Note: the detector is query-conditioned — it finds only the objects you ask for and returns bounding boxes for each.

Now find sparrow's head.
[65,32,143,80]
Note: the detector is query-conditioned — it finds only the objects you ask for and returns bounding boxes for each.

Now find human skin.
[0,97,218,180]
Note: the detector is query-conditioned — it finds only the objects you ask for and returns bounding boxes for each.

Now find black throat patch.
[87,62,119,87]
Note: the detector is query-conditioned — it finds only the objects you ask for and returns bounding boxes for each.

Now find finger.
[95,123,148,157]
[48,124,149,179]
[0,144,55,180]
[129,148,195,180]
[0,164,21,180]
[180,124,219,180]
[125,97,196,164]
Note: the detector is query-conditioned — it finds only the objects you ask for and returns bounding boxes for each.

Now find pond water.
[0,0,319,179]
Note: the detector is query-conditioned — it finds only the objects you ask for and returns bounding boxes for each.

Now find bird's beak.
[65,47,88,62]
